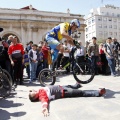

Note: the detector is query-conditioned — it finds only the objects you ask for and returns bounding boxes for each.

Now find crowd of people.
[0,19,120,88]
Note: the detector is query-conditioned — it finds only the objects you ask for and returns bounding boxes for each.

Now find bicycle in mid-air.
[38,40,95,86]
[0,66,12,98]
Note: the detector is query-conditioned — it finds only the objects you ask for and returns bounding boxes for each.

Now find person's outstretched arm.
[39,89,49,117]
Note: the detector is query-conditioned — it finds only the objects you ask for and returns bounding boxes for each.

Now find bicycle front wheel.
[73,62,95,84]
[38,68,56,87]
[2,69,13,86]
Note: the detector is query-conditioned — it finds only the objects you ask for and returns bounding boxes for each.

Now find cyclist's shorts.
[45,34,60,49]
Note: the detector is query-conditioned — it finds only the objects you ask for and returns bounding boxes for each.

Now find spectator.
[36,44,44,78]
[26,41,33,52]
[104,37,117,77]
[61,40,71,73]
[6,35,13,46]
[87,37,100,75]
[28,44,39,83]
[42,41,49,69]
[39,41,44,47]
[112,38,120,62]
[76,40,86,65]
[99,43,108,75]
[8,36,24,86]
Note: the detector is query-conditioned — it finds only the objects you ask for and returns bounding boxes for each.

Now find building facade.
[85,5,120,42]
[0,5,86,46]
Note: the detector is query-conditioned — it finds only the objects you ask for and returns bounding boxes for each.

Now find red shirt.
[35,85,64,110]
[99,48,104,54]
[42,46,49,59]
[8,43,24,60]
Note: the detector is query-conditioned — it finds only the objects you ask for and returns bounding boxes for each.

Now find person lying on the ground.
[29,85,106,117]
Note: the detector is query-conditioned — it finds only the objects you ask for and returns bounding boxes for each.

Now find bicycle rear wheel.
[0,73,11,98]
[38,68,56,87]
[73,62,95,84]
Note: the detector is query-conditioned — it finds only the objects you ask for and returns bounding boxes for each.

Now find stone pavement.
[0,72,120,120]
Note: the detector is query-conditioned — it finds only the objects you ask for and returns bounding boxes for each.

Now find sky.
[0,0,120,17]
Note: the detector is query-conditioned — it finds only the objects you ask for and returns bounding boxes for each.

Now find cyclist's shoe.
[58,66,63,70]
[99,88,106,96]
[67,83,82,89]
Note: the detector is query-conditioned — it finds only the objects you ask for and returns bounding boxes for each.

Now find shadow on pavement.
[0,99,24,108]
[0,109,26,120]
[104,89,120,99]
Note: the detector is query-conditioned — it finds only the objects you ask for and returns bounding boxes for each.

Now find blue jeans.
[46,35,59,61]
[106,57,116,75]
[29,62,38,81]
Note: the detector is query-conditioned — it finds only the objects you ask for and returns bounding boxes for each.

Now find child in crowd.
[28,44,39,82]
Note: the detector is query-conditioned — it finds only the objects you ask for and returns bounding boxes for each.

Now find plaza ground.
[0,72,120,120]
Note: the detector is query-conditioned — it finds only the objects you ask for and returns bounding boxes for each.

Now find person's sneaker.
[67,83,82,89]
[99,88,106,96]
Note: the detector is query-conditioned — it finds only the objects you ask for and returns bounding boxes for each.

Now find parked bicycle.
[0,66,12,98]
[38,40,95,86]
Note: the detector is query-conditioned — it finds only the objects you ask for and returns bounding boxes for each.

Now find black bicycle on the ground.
[0,66,12,98]
[38,41,95,86]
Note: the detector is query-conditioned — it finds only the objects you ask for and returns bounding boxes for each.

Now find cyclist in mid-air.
[45,19,81,88]
[46,19,80,60]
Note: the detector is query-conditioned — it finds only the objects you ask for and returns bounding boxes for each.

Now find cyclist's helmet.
[71,19,80,28]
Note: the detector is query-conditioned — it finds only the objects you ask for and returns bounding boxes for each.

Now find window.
[99,31,102,36]
[109,32,112,35]
[88,20,91,25]
[92,18,95,23]
[113,19,117,22]
[103,17,107,21]
[86,28,88,32]
[98,17,102,21]
[106,12,109,16]
[108,18,112,21]
[104,25,107,28]
[112,13,114,16]
[98,24,102,28]
[114,25,117,29]
[109,25,112,28]
[86,34,88,38]
[104,31,108,36]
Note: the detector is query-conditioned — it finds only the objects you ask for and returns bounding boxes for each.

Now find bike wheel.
[73,62,95,84]
[2,69,13,86]
[0,73,11,98]
[38,68,56,86]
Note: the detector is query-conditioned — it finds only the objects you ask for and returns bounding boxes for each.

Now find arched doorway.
[2,33,20,43]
